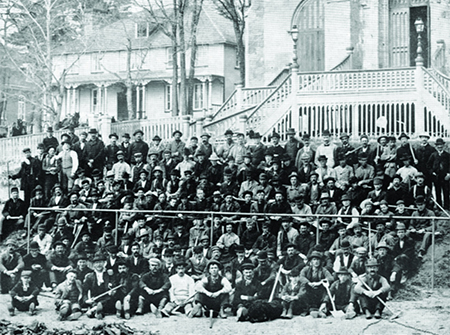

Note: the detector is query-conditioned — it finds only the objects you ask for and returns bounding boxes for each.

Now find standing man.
[57,141,79,192]
[284,128,302,162]
[43,126,59,152]
[85,128,105,178]
[427,138,450,209]
[10,148,41,206]
[315,130,337,168]
[415,132,435,188]
[104,133,121,170]
[168,130,186,164]
[130,130,149,164]
[217,129,235,163]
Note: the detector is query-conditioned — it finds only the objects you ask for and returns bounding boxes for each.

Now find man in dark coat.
[10,148,41,206]
[233,261,261,321]
[415,132,436,188]
[0,187,27,238]
[8,270,39,316]
[427,138,450,209]
[43,126,59,152]
[129,130,149,164]
[85,128,105,178]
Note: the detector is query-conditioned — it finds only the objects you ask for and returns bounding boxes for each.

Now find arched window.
[292,0,324,71]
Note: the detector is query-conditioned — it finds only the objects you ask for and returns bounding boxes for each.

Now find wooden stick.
[269,264,283,303]
[209,309,214,329]
[368,221,372,257]
[70,225,83,249]
[91,284,124,302]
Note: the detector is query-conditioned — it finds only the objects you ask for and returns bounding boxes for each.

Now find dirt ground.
[0,288,449,335]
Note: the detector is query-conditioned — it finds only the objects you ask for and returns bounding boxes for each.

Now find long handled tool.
[90,284,124,303]
[172,293,197,313]
[269,264,283,302]
[209,309,214,329]
[350,270,401,320]
[321,280,345,318]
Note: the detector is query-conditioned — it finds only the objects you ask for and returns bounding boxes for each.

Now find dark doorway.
[117,90,128,121]
[409,6,428,67]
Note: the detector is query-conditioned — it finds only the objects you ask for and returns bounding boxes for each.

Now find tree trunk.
[187,0,203,115]
[126,40,135,120]
[178,1,187,116]
[234,23,245,86]
[171,0,179,117]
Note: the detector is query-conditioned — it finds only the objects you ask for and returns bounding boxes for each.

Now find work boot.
[191,303,203,317]
[8,307,14,317]
[280,307,287,319]
[116,309,122,318]
[236,307,244,321]
[124,312,131,320]
[29,302,36,316]
[345,305,356,319]
[68,311,82,321]
[286,306,293,319]
[365,309,372,319]
[219,307,227,319]
[374,310,381,319]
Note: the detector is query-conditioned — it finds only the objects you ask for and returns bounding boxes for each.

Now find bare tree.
[213,0,247,86]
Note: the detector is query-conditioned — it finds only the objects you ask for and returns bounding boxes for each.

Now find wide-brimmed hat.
[286,128,296,135]
[308,250,323,260]
[133,129,144,136]
[365,258,378,267]
[88,128,98,134]
[173,130,183,137]
[335,266,350,275]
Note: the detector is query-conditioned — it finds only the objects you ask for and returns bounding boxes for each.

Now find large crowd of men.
[0,125,446,321]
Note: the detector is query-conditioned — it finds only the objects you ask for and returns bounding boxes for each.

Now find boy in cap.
[193,259,232,318]
[354,258,390,319]
[9,270,39,316]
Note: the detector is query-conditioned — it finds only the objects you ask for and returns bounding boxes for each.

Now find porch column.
[239,114,247,134]
[208,79,212,113]
[236,83,243,112]
[142,84,146,118]
[202,81,207,115]
[196,117,204,136]
[104,86,108,115]
[351,103,359,140]
[182,115,191,139]
[71,87,76,115]
[100,114,112,139]
[415,66,425,135]
[136,85,141,118]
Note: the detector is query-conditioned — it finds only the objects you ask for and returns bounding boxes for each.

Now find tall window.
[18,95,25,120]
[136,22,149,38]
[92,88,101,114]
[165,84,172,112]
[193,83,203,110]
[166,47,173,68]
[91,53,103,73]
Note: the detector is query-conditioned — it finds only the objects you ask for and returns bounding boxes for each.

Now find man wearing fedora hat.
[43,126,59,152]
[104,133,121,170]
[196,133,213,159]
[167,130,186,163]
[396,132,418,167]
[354,258,390,319]
[415,132,435,187]
[85,128,105,178]
[428,138,450,209]
[248,131,266,166]
[217,129,235,163]
[325,266,357,319]
[334,132,356,166]
[54,269,83,321]
[284,127,302,162]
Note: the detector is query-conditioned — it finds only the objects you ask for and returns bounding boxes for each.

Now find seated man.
[192,259,232,318]
[253,251,277,300]
[138,258,171,317]
[23,241,50,291]
[47,241,73,288]
[0,187,27,239]
[187,246,207,282]
[113,259,140,319]
[280,267,302,319]
[298,251,333,317]
[83,252,115,319]
[233,261,261,321]
[8,270,39,316]
[0,241,24,294]
[163,257,196,317]
[354,258,390,319]
[54,269,83,321]
[325,266,356,319]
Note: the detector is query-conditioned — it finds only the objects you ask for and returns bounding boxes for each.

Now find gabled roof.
[57,6,236,56]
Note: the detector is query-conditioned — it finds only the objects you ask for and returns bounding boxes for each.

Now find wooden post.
[431,218,435,290]
[415,66,425,135]
[239,114,247,135]
[182,115,191,140]
[210,213,214,248]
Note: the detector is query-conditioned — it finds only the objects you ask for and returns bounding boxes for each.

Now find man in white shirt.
[315,130,337,168]
[33,224,53,256]
[57,141,79,192]
[162,258,196,317]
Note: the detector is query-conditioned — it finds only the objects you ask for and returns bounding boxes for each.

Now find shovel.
[321,280,345,318]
